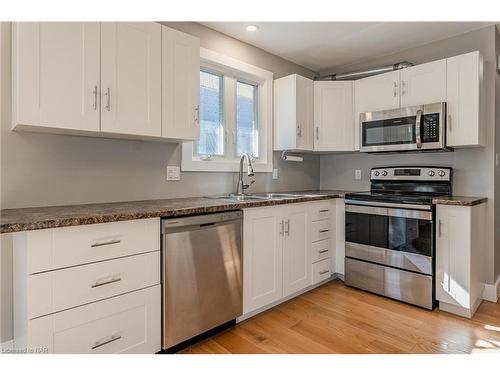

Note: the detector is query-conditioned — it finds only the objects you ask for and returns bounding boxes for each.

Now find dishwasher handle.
[162,211,242,232]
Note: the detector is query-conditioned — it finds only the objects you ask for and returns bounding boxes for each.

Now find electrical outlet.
[355,169,362,180]
[166,166,180,181]
[272,168,279,180]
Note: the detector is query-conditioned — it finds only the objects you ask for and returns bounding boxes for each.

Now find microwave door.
[361,115,418,152]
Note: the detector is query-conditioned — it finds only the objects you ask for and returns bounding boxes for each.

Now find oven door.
[345,203,434,275]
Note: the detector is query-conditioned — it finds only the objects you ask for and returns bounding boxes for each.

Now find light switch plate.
[272,168,279,180]
[355,169,362,180]
[166,166,181,181]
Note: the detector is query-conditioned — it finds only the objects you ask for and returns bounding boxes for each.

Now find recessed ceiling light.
[246,25,258,32]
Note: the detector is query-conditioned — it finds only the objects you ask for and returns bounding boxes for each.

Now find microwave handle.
[415,109,423,149]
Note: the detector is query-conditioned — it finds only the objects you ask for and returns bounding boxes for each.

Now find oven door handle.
[415,109,423,149]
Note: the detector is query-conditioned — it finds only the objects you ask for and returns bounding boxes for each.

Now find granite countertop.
[0,190,349,234]
[431,196,488,207]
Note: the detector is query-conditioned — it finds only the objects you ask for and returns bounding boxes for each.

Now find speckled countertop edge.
[1,190,487,234]
[0,190,349,234]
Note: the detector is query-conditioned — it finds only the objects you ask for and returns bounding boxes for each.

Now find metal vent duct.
[315,62,413,81]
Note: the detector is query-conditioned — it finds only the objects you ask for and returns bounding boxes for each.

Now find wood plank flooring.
[181,280,500,354]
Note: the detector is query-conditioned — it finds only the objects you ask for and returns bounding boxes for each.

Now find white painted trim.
[483,275,500,302]
[182,48,274,173]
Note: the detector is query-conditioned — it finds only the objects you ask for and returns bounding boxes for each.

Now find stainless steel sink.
[206,192,325,202]
[207,194,268,202]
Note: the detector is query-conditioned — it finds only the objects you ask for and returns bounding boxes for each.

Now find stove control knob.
[428,170,435,177]
[381,170,388,176]
[438,170,446,177]
[374,171,380,177]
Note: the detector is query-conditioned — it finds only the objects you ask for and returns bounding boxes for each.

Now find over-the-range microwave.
[359,102,451,153]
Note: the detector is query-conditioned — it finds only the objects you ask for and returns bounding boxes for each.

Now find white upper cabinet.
[400,59,446,107]
[274,74,314,151]
[162,26,200,141]
[313,81,355,152]
[100,22,161,137]
[12,22,100,133]
[446,51,484,147]
[354,70,400,149]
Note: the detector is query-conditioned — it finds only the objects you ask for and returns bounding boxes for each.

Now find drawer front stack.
[309,202,333,284]
[13,218,161,354]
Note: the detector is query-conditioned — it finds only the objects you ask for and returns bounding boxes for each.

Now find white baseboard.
[483,275,500,302]
[0,340,14,353]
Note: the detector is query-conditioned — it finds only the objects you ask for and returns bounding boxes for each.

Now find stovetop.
[344,191,439,205]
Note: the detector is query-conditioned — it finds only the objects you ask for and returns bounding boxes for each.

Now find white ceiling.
[200,22,493,72]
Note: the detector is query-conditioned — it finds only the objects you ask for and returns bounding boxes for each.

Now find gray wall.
[495,25,500,282]
[0,22,319,210]
[0,21,319,343]
[320,25,499,284]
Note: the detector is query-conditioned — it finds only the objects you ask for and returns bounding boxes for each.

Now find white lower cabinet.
[13,218,162,354]
[28,285,160,354]
[435,203,486,318]
[243,201,335,316]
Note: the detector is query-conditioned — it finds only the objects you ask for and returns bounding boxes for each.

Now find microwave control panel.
[422,113,439,143]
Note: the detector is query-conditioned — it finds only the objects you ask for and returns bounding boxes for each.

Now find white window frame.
[181,48,274,173]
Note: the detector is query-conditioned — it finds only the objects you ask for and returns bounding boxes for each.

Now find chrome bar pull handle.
[316,126,319,141]
[393,81,397,97]
[279,220,284,236]
[448,114,452,132]
[319,249,329,254]
[319,270,329,275]
[91,239,121,248]
[91,334,122,350]
[194,106,199,126]
[415,109,423,149]
[297,123,300,137]
[284,220,290,236]
[438,220,442,237]
[105,88,111,111]
[92,85,98,110]
[401,80,405,96]
[91,277,122,288]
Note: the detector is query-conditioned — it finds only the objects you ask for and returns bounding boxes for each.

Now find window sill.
[181,157,273,173]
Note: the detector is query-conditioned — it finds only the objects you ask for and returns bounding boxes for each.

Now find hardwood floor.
[181,280,500,354]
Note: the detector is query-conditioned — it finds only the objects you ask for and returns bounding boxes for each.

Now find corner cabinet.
[435,203,486,318]
[161,26,200,141]
[313,81,355,151]
[273,74,314,151]
[11,22,200,142]
[446,51,484,147]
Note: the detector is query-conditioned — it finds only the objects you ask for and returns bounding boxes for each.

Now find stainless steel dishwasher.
[161,211,242,350]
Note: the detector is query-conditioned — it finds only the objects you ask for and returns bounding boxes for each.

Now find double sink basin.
[207,192,326,202]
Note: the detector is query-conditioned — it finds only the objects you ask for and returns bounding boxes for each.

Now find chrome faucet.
[236,153,255,195]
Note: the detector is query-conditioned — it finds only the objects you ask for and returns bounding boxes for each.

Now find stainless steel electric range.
[344,166,452,310]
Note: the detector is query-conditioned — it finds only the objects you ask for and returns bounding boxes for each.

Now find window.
[182,48,273,173]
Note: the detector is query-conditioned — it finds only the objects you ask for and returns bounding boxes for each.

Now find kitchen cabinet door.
[12,22,100,133]
[446,51,484,147]
[100,22,161,137]
[400,59,446,107]
[354,70,400,149]
[435,203,485,318]
[243,207,284,314]
[162,26,200,141]
[282,205,311,297]
[313,81,355,151]
[274,74,314,151]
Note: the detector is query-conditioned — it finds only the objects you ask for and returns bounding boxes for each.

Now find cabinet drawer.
[312,258,331,285]
[25,218,160,274]
[28,285,161,354]
[311,220,330,242]
[310,202,332,222]
[311,239,330,263]
[28,251,160,319]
